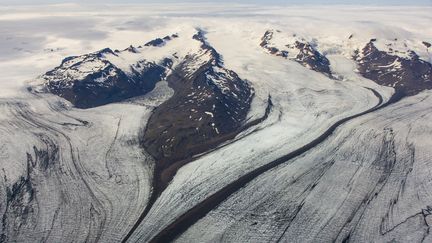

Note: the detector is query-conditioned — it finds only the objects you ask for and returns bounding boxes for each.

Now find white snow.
[204,111,214,117]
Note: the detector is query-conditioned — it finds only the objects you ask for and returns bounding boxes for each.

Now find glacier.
[0,3,431,243]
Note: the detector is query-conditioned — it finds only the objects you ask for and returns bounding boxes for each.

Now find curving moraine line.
[145,88,405,243]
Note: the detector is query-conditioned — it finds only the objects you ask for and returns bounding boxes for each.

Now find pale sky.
[1,0,431,5]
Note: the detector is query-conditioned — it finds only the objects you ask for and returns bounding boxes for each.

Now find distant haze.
[1,0,431,5]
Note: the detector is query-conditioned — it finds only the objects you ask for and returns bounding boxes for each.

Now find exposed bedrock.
[260,30,332,77]
[143,31,253,164]
[355,40,432,97]
[40,38,176,108]
[43,51,168,108]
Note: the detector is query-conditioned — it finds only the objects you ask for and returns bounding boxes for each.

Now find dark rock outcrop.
[142,30,254,168]
[144,38,164,47]
[293,41,331,75]
[43,49,167,108]
[260,30,332,76]
[355,40,432,97]
[144,34,179,47]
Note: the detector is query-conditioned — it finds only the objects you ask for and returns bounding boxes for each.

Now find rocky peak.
[123,45,139,53]
[260,30,332,76]
[144,33,179,47]
[39,46,169,108]
[193,29,223,66]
